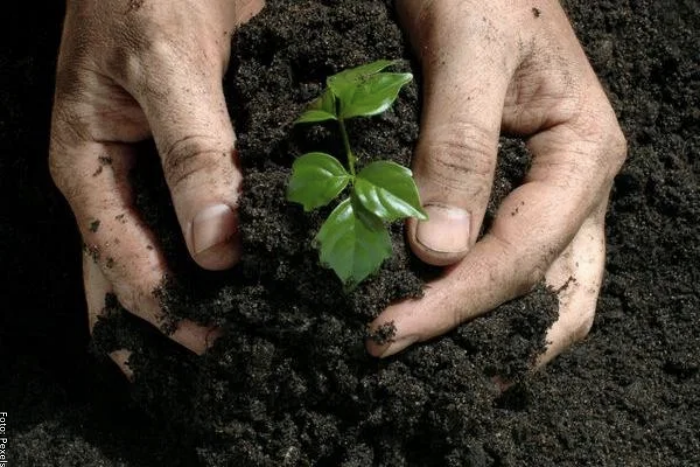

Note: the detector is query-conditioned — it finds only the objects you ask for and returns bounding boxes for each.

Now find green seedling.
[287,60,427,288]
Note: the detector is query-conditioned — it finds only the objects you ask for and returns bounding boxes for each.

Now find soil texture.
[1,0,698,466]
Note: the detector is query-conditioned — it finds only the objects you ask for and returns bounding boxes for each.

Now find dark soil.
[2,0,698,466]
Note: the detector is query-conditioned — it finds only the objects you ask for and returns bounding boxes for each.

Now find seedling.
[287,60,427,288]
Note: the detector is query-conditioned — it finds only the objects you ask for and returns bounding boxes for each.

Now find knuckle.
[417,122,497,196]
[585,108,627,175]
[96,15,174,86]
[489,232,548,294]
[47,145,65,188]
[554,113,628,196]
[114,35,184,86]
[608,125,628,174]
[48,140,79,201]
[50,99,89,145]
[161,135,230,190]
[113,280,160,325]
[55,64,89,101]
[586,120,627,189]
[48,107,93,202]
[103,18,221,90]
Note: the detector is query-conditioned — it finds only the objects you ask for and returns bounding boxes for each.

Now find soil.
[2,0,698,466]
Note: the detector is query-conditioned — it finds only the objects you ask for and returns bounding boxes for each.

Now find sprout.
[288,60,426,288]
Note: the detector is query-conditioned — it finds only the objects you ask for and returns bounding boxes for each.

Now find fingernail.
[192,204,236,255]
[415,203,471,253]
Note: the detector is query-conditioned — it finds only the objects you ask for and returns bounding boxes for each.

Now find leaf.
[339,72,413,119]
[316,88,338,114]
[287,152,351,211]
[296,110,337,124]
[327,60,412,118]
[329,59,397,86]
[296,89,337,124]
[315,197,392,286]
[354,160,428,221]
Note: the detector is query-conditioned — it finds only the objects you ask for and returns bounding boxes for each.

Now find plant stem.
[338,118,356,177]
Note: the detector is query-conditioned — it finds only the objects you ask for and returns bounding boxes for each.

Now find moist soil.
[1,1,698,466]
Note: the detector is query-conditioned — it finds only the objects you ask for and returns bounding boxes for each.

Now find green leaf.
[328,60,397,105]
[327,60,412,119]
[339,72,413,119]
[316,88,338,114]
[296,89,337,124]
[296,110,337,124]
[315,197,392,286]
[287,152,351,211]
[354,161,428,221]
[329,60,397,86]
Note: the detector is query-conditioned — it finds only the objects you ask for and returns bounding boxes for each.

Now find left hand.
[367,0,626,366]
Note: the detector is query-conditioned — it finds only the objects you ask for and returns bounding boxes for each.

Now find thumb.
[129,50,241,271]
[400,2,515,266]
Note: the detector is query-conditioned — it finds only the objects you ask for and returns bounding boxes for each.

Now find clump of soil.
[89,1,558,465]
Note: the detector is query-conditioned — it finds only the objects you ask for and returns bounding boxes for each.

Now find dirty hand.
[368,0,626,366]
[49,0,263,368]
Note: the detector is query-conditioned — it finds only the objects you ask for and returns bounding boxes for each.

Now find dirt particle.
[532,7,541,18]
[125,0,144,13]
[115,213,127,224]
[93,156,113,176]
[98,156,113,166]
[551,275,577,294]
[511,200,526,216]
[106,257,115,269]
[367,321,397,345]
[85,244,100,263]
[89,219,101,233]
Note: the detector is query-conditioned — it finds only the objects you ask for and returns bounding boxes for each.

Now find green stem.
[338,118,356,177]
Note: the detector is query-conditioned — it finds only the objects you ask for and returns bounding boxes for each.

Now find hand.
[367,0,626,366]
[49,0,263,366]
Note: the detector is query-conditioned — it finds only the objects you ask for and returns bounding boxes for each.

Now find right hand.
[49,0,264,370]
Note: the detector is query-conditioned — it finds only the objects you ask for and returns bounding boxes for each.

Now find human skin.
[366,0,627,365]
[49,0,264,364]
[50,0,625,374]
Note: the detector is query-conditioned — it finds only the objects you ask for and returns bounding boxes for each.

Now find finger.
[119,40,242,271]
[83,249,115,334]
[110,349,135,381]
[398,1,519,265]
[83,253,134,379]
[535,201,607,367]
[367,141,616,358]
[53,137,217,355]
